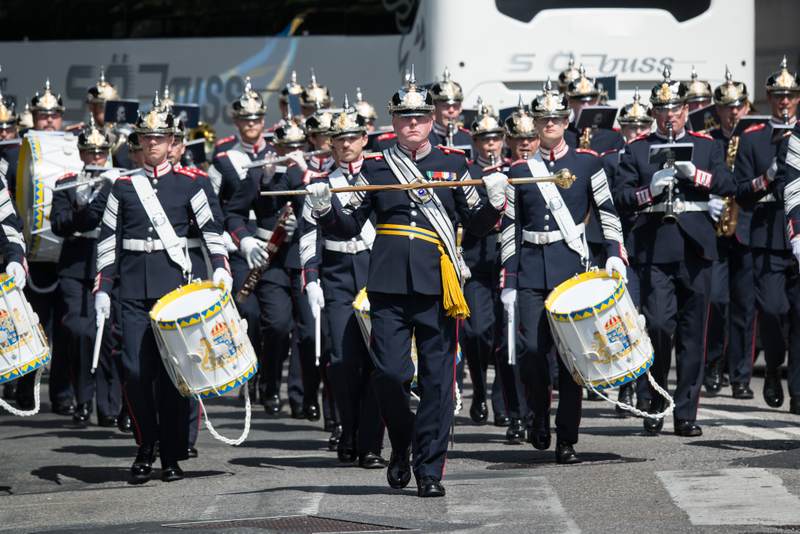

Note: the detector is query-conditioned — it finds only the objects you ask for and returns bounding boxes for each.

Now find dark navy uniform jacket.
[565,124,625,154]
[317,144,501,296]
[463,157,505,275]
[174,165,225,279]
[735,120,795,251]
[212,135,238,159]
[95,161,229,299]
[209,138,273,207]
[501,143,626,291]
[300,159,371,302]
[224,161,310,287]
[51,170,111,281]
[615,129,743,264]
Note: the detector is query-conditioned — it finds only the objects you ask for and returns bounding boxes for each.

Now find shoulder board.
[116,176,132,182]
[467,159,475,165]
[56,172,78,183]
[743,122,767,135]
[377,132,396,141]
[437,145,466,155]
[364,152,384,160]
[189,168,208,177]
[458,126,470,134]
[630,133,650,143]
[612,126,621,132]
[174,167,197,179]
[215,135,235,146]
[575,148,599,157]
[216,151,228,158]
[601,148,620,157]
[688,130,713,141]
[511,159,529,167]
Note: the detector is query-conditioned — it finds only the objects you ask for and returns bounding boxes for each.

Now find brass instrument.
[716,135,741,237]
[579,127,592,149]
[189,121,217,161]
[487,152,497,169]
[662,121,678,223]
[446,120,455,147]
[243,148,331,170]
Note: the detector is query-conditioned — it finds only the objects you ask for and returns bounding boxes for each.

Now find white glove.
[284,211,298,238]
[792,237,800,271]
[75,184,92,207]
[94,291,111,327]
[212,268,233,292]
[100,168,121,182]
[222,231,238,253]
[674,161,696,180]
[5,261,26,290]
[306,182,332,213]
[240,236,270,269]
[500,288,517,313]
[305,281,325,319]
[261,154,277,180]
[766,157,778,182]
[482,172,508,210]
[649,168,676,197]
[287,150,308,173]
[708,196,725,222]
[605,256,628,282]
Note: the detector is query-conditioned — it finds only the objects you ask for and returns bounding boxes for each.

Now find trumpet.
[242,149,331,170]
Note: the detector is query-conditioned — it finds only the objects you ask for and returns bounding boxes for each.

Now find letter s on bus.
[509,54,536,73]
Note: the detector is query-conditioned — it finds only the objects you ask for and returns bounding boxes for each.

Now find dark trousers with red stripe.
[640,258,710,422]
[753,249,800,398]
[705,239,756,386]
[369,291,455,481]
[120,298,190,466]
[516,288,582,444]
[461,273,524,418]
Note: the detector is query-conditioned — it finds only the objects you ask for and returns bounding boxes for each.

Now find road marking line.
[658,468,800,525]
[699,407,800,440]
[299,485,328,515]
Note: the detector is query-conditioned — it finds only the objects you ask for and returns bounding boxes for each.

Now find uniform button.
[674,188,680,194]
[410,203,416,208]
[410,221,417,227]
[544,214,550,221]
[153,189,158,194]
[152,179,158,186]
[411,210,418,216]
[544,225,550,231]
[148,226,153,233]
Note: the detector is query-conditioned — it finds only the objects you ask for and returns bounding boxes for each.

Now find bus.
[403,0,755,110]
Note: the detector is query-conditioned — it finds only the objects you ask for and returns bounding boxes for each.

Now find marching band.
[1,58,800,498]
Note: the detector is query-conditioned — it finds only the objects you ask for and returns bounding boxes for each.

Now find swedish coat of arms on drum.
[591,313,638,363]
[200,320,241,371]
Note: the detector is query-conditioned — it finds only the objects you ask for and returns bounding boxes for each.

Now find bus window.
[495,1,712,23]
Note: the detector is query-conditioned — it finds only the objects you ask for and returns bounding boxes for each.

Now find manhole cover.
[164,515,408,532]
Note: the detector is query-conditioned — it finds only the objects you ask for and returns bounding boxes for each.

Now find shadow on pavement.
[30,465,230,486]
[229,455,340,470]
[222,483,404,497]
[686,439,800,452]
[53,445,134,459]
[6,430,128,441]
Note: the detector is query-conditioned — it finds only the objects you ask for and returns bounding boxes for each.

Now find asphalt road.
[2,368,800,534]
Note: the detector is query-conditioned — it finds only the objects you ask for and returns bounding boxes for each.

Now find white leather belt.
[522,223,584,245]
[757,193,776,203]
[644,201,709,214]
[324,239,368,254]
[121,237,201,253]
[255,228,274,241]
[74,229,100,239]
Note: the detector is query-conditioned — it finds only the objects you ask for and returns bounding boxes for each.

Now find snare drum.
[150,281,258,399]
[544,271,653,390]
[16,131,83,262]
[0,274,51,384]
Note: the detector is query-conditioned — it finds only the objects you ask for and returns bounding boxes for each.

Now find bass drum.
[16,131,82,263]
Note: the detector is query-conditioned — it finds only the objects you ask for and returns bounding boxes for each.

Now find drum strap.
[131,174,192,276]
[527,155,589,264]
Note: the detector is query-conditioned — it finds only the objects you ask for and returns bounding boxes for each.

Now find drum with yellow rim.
[0,273,50,384]
[545,270,653,390]
[16,131,83,263]
[150,281,257,399]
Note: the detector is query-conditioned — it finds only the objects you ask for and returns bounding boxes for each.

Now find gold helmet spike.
[517,93,525,111]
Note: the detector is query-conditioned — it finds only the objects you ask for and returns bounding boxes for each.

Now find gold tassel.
[437,245,470,319]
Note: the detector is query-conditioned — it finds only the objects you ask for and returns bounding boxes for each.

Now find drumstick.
[259,169,577,196]
[91,315,105,375]
[314,307,322,367]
